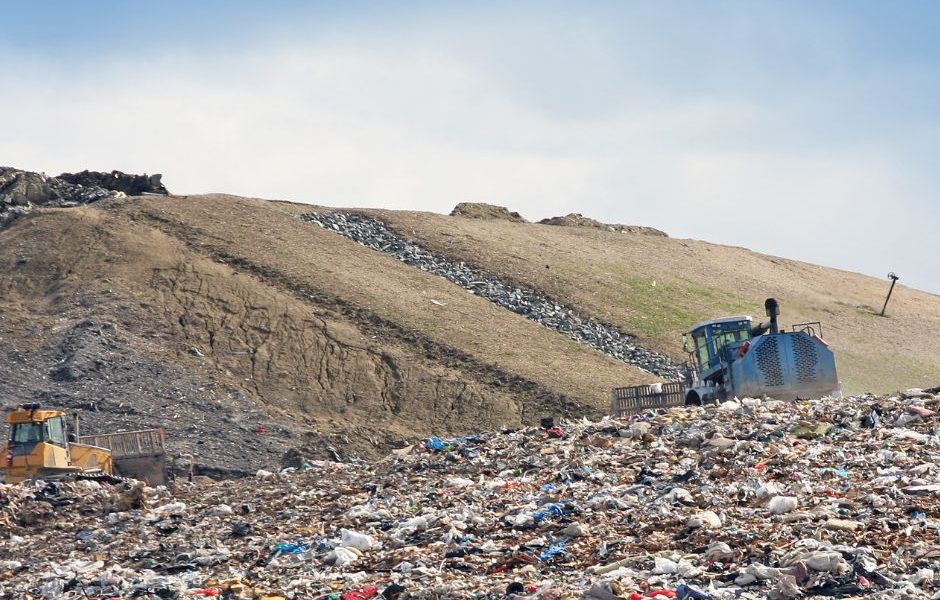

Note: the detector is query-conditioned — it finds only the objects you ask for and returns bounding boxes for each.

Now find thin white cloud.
[0,9,936,292]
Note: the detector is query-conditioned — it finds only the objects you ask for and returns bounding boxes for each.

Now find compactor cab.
[2,404,167,485]
[684,316,753,385]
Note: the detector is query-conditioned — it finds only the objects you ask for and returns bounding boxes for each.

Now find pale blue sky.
[1,1,938,292]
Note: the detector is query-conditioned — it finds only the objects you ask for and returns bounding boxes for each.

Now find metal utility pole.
[880,272,899,317]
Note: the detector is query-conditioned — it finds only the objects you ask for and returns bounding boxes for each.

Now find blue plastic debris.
[676,583,713,600]
[818,467,849,478]
[532,503,564,523]
[425,435,487,454]
[273,541,307,554]
[459,446,479,458]
[539,541,566,562]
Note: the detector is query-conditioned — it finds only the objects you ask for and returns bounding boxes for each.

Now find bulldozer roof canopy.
[687,315,752,335]
[5,409,65,424]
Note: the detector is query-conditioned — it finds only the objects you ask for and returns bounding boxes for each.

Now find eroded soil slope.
[0,199,636,472]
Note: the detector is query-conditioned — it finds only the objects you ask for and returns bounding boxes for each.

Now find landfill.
[4,389,940,599]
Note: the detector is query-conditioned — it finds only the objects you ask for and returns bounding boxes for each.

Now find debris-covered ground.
[0,167,167,226]
[536,213,668,237]
[5,391,940,598]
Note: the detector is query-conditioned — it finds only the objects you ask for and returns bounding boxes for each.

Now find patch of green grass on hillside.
[618,275,753,340]
[836,346,940,395]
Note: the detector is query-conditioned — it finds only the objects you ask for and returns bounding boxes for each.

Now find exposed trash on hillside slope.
[450,202,528,223]
[0,167,168,226]
[299,212,684,380]
[538,213,668,237]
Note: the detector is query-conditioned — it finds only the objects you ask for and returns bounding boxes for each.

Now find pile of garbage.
[0,167,168,226]
[299,211,683,379]
[57,170,168,197]
[450,203,528,223]
[537,214,668,237]
[4,390,940,598]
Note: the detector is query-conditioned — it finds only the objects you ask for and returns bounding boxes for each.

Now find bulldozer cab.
[686,316,753,381]
[9,410,66,444]
[11,415,68,446]
[2,404,91,483]
[3,403,167,485]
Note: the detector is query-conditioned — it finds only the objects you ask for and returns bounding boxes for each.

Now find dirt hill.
[0,187,937,474]
[362,206,940,394]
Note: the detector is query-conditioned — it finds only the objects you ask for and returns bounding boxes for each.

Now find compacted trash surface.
[4,390,940,599]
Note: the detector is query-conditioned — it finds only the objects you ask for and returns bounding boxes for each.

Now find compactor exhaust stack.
[765,297,780,334]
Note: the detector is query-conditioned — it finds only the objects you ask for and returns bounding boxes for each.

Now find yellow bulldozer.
[1,403,167,485]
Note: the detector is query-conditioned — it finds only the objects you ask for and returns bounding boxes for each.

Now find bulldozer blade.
[610,381,686,417]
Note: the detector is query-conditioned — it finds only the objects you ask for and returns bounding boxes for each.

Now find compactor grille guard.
[610,382,685,417]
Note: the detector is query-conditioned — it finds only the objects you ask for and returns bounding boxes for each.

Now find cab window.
[715,329,749,351]
[44,417,68,446]
[693,334,710,368]
[11,423,42,444]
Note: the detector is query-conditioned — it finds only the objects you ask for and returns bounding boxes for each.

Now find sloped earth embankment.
[134,207,591,424]
[0,204,586,473]
[354,204,940,395]
[130,195,644,407]
[147,260,534,454]
[299,211,684,380]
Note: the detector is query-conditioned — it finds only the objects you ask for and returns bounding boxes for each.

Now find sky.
[1,1,938,293]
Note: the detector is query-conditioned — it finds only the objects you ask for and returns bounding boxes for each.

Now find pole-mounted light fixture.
[880,272,899,317]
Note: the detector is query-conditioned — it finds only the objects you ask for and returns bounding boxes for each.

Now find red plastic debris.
[908,405,936,417]
[546,427,564,438]
[192,589,220,597]
[255,425,266,434]
[341,586,379,600]
[629,590,676,600]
